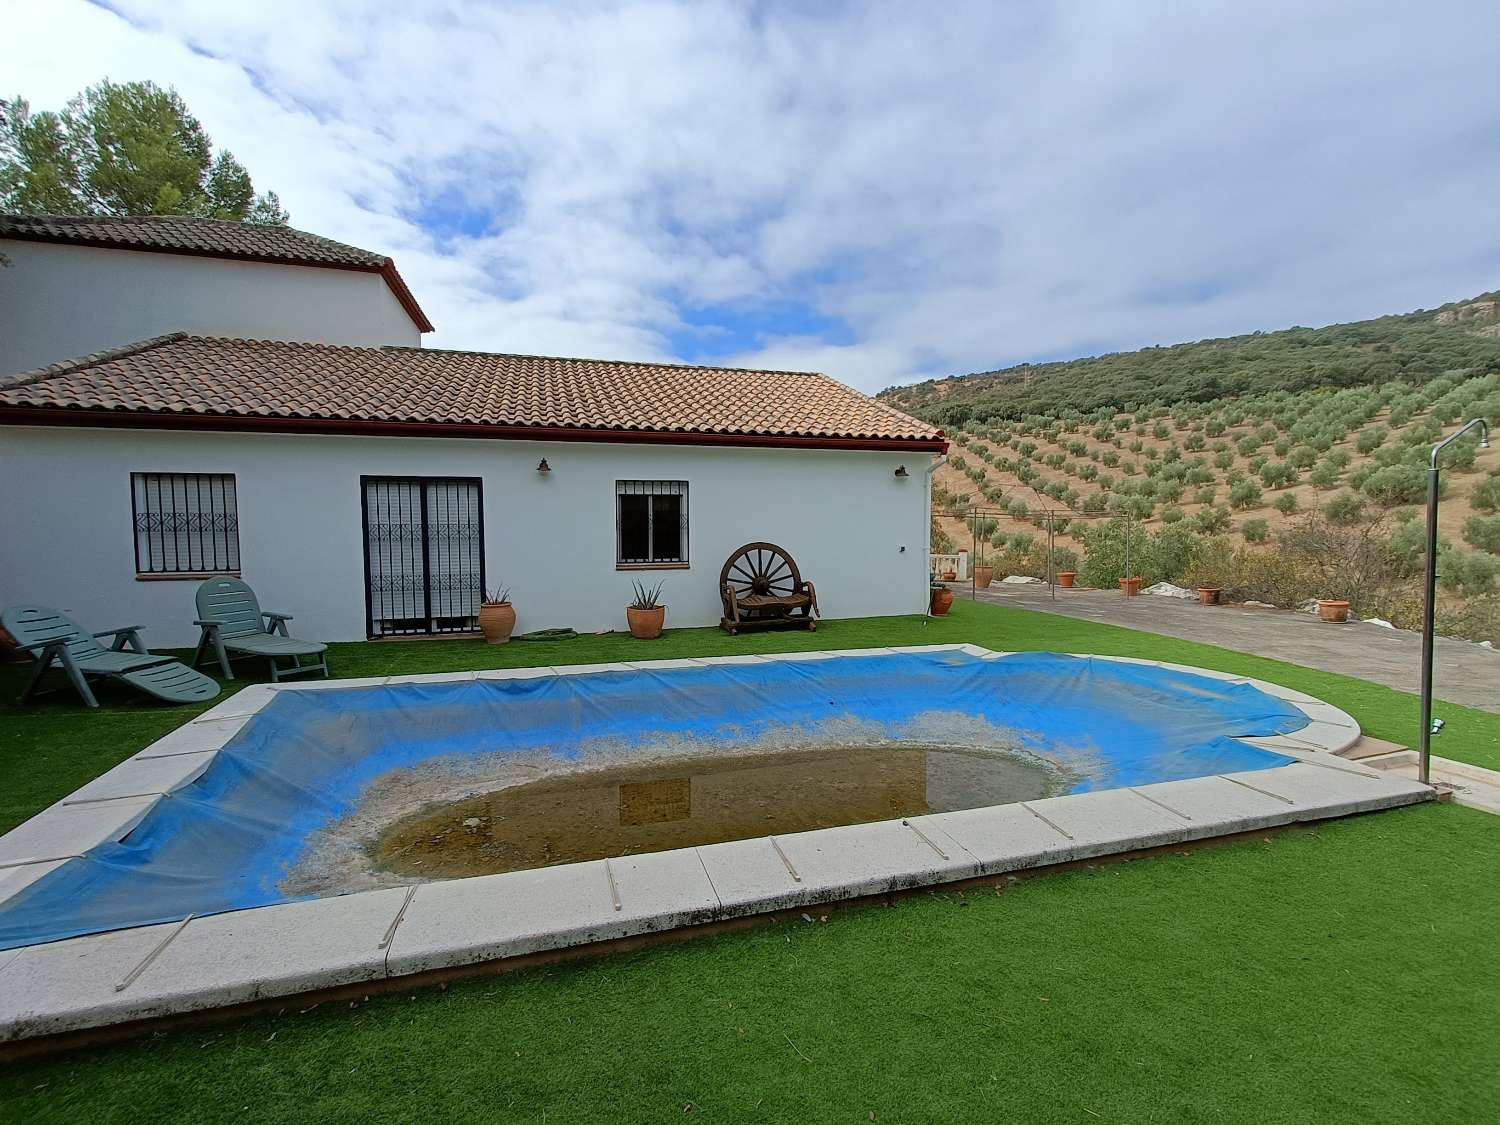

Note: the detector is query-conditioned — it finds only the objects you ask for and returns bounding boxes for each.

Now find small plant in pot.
[1119,575,1143,597]
[478,585,515,644]
[627,580,667,639]
[1197,583,1223,606]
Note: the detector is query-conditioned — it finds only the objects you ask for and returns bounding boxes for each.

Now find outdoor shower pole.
[1419,418,1490,784]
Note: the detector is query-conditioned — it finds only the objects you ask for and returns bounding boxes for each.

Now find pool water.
[372,744,1063,877]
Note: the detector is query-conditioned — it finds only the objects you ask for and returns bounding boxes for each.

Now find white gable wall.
[0,241,421,375]
[0,425,934,648]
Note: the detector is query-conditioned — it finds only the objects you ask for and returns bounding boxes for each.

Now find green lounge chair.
[192,577,329,682]
[2,605,221,708]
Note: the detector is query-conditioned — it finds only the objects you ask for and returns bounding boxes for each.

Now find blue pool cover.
[0,651,1307,949]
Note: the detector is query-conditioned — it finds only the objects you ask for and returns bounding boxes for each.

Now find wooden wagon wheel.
[719,542,802,601]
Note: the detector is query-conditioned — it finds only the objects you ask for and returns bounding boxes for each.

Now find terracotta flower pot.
[627,604,666,639]
[1119,576,1143,597]
[973,564,994,589]
[1198,587,1223,606]
[942,570,957,581]
[1317,599,1350,624]
[478,602,516,644]
[929,587,954,616]
[1056,571,1077,588]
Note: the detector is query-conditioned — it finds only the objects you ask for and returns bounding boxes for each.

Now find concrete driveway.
[974,581,1500,715]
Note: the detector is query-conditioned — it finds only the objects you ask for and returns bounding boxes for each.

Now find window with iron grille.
[616,480,688,565]
[131,473,240,575]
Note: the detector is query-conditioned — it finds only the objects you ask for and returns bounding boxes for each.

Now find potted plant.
[627,580,667,639]
[1197,586,1223,606]
[929,580,954,616]
[1317,599,1351,623]
[1119,575,1143,597]
[478,585,515,644]
[1056,571,1077,588]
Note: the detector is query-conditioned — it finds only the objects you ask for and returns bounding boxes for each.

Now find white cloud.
[4,0,1499,392]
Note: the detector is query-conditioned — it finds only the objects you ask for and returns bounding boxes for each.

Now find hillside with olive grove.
[886,295,1500,641]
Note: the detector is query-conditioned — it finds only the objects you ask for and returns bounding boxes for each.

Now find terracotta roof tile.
[0,335,945,448]
[0,214,433,332]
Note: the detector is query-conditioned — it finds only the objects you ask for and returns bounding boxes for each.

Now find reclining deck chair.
[3,605,221,708]
[192,577,329,682]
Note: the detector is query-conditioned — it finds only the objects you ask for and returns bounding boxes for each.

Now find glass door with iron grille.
[361,477,485,637]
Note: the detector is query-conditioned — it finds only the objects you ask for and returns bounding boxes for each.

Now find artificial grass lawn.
[1,803,1497,1122]
[2,600,1499,1121]
[4,598,1498,836]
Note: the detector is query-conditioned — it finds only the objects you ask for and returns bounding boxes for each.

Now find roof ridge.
[0,332,189,390]
[378,343,826,378]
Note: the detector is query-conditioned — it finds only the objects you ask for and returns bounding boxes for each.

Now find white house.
[0,218,945,645]
[0,214,431,375]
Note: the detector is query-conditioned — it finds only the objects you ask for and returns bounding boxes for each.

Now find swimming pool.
[0,647,1322,951]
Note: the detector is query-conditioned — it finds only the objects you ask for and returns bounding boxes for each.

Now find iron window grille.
[131,473,240,575]
[616,480,689,565]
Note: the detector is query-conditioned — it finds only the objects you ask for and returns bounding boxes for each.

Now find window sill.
[135,571,242,582]
[615,562,690,571]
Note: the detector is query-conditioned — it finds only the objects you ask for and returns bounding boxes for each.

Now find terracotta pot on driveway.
[1197,587,1223,606]
[973,565,994,589]
[1056,571,1076,588]
[1317,599,1350,623]
[1119,576,1143,597]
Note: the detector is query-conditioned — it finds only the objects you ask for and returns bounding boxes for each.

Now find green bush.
[1463,515,1500,553]
[1195,485,1218,506]
[1438,547,1498,595]
[1236,435,1261,457]
[1323,491,1366,524]
[1474,474,1500,514]
[1241,518,1271,544]
[1193,505,1231,534]
[1361,464,1431,507]
[1160,505,1185,524]
[1273,492,1300,515]
[1260,461,1298,489]
[1355,426,1387,454]
[1229,479,1263,509]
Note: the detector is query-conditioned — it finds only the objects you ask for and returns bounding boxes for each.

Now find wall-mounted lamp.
[893,465,909,478]
[536,458,552,474]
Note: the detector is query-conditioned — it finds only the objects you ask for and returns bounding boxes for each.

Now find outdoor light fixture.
[1419,417,1490,783]
[894,465,909,478]
[536,458,551,474]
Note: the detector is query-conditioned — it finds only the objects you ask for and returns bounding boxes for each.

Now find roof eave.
[0,406,949,452]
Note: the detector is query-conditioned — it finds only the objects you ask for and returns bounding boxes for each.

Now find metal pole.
[1124,511,1132,594]
[1048,510,1056,600]
[1419,465,1439,785]
[1420,418,1490,784]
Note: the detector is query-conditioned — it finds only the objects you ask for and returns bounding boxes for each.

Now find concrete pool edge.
[0,646,1430,1043]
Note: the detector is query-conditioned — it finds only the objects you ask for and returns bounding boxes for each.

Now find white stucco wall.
[0,426,935,648]
[0,241,422,375]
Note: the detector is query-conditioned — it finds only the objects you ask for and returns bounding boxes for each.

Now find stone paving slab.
[60,751,217,805]
[0,860,68,909]
[386,849,720,976]
[0,644,1436,1044]
[0,796,159,868]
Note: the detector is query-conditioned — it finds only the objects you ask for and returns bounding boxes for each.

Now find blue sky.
[7,1,1500,391]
